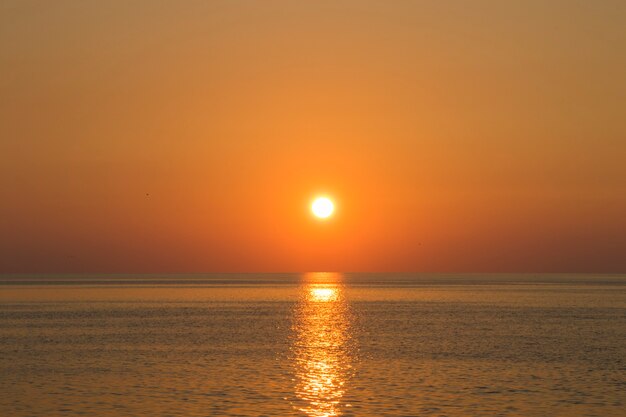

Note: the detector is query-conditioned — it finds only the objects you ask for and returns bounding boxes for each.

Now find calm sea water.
[1,273,625,416]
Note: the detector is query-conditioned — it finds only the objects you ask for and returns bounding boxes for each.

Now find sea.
[0,273,624,416]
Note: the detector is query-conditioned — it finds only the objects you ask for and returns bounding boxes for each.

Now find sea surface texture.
[0,273,624,416]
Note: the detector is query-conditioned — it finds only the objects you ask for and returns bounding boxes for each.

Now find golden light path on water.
[291,273,356,417]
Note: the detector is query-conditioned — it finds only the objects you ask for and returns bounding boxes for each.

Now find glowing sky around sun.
[0,1,625,272]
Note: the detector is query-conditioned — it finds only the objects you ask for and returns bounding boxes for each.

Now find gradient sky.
[1,1,625,273]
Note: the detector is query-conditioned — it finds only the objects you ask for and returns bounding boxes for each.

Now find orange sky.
[1,1,625,273]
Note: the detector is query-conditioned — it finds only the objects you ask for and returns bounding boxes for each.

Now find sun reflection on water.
[291,273,356,417]
[310,287,338,302]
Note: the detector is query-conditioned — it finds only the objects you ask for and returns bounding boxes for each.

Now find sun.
[311,197,334,219]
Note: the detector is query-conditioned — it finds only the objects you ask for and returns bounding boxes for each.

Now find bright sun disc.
[311,197,334,219]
